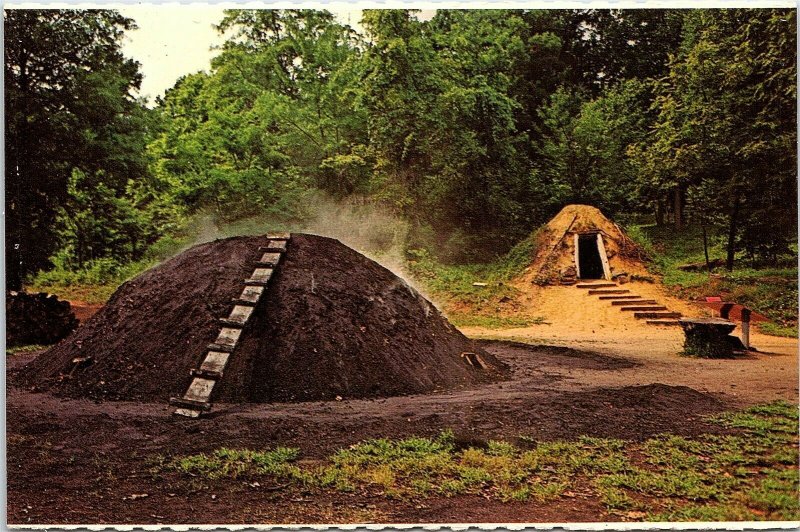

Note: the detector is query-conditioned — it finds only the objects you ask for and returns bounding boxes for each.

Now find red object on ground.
[700,301,768,323]
[705,296,722,302]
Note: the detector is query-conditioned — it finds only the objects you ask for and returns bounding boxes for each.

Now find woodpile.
[6,291,78,346]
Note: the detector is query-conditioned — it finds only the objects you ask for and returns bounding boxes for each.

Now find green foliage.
[5,9,150,289]
[535,80,650,214]
[405,239,545,328]
[14,8,796,297]
[631,223,798,333]
[170,446,307,482]
[162,402,798,520]
[630,9,797,269]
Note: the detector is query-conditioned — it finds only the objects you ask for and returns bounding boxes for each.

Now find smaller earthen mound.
[521,204,649,285]
[6,291,78,346]
[19,234,505,402]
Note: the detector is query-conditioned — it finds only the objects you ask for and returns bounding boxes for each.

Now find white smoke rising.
[175,193,439,306]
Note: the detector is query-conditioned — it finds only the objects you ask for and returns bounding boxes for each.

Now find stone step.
[634,311,682,319]
[588,289,630,295]
[619,305,668,312]
[646,319,683,326]
[576,282,617,289]
[598,295,642,300]
[610,299,656,306]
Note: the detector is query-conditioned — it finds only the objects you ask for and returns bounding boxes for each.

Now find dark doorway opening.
[578,234,605,279]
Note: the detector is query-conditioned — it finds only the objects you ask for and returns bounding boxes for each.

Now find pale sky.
[115,7,432,104]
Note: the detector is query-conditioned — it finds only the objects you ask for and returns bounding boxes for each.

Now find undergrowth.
[628,224,798,336]
[407,236,544,329]
[163,401,799,521]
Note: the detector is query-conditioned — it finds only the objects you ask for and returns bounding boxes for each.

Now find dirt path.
[465,280,798,405]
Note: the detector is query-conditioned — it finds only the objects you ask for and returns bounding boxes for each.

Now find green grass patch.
[6,344,49,354]
[163,402,798,520]
[627,224,798,335]
[406,237,543,329]
[448,314,545,329]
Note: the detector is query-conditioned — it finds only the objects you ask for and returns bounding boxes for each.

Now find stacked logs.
[6,291,78,346]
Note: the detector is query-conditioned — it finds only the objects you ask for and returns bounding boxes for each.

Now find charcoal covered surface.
[18,234,503,402]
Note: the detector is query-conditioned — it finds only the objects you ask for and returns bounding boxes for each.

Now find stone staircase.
[576,281,682,326]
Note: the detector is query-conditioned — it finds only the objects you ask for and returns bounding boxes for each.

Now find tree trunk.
[726,193,742,271]
[655,199,665,226]
[702,223,711,272]
[673,186,683,229]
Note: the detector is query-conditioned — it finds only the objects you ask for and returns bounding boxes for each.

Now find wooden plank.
[258,252,283,267]
[228,304,254,324]
[598,295,641,300]
[215,327,241,347]
[573,233,580,279]
[596,233,612,280]
[173,408,202,418]
[634,311,682,319]
[207,342,235,353]
[263,240,287,253]
[249,268,273,282]
[619,306,668,312]
[588,289,630,295]
[239,285,265,303]
[191,368,223,380]
[200,351,230,373]
[170,396,212,411]
[266,232,291,241]
[184,377,216,403]
[576,283,616,289]
[610,299,656,306]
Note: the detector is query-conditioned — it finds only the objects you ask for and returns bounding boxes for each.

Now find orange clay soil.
[462,281,798,405]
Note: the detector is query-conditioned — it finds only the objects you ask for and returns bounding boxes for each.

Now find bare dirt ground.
[466,281,798,404]
[6,282,797,525]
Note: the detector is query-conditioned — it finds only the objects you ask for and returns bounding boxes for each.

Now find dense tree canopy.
[5,8,797,289]
[5,9,152,288]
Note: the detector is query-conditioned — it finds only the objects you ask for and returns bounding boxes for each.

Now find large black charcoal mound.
[19,234,505,402]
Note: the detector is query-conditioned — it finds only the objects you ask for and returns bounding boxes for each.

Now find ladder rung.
[207,342,235,353]
[169,396,212,411]
[219,318,245,328]
[191,368,223,380]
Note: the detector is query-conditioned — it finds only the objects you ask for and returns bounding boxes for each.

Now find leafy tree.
[5,9,149,288]
[534,80,650,217]
[631,9,797,269]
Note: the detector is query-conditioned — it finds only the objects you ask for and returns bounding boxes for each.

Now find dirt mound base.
[19,234,504,402]
[6,291,78,346]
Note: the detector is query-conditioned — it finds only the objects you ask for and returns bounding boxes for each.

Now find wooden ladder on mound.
[575,281,683,326]
[169,232,291,418]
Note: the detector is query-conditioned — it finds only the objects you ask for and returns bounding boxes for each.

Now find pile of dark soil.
[6,291,78,346]
[19,234,504,402]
